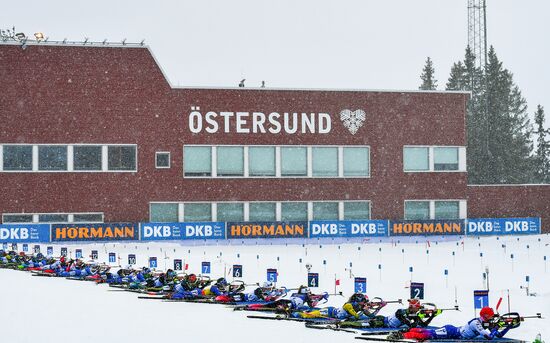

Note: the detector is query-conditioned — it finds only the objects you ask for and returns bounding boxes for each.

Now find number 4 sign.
[474,290,489,309]
[308,273,319,288]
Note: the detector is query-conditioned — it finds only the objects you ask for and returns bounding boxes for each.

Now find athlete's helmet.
[262,281,274,289]
[408,299,421,311]
[350,293,368,304]
[188,274,197,283]
[480,307,495,321]
[216,278,228,286]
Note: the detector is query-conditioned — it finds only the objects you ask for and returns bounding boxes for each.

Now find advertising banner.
[389,220,465,236]
[227,221,307,239]
[309,220,388,238]
[51,223,138,242]
[466,218,541,236]
[140,222,225,240]
[0,224,50,243]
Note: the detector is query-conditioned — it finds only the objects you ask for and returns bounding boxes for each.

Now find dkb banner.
[466,218,541,236]
[51,223,138,242]
[309,220,388,238]
[140,222,225,240]
[227,221,307,239]
[0,224,50,243]
[389,220,465,236]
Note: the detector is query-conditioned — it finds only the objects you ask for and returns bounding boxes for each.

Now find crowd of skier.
[0,248,536,342]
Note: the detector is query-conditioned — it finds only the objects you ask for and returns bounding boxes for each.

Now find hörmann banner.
[389,220,465,236]
[309,220,388,238]
[51,223,138,242]
[466,218,541,236]
[0,224,50,243]
[227,221,307,239]
[140,222,225,240]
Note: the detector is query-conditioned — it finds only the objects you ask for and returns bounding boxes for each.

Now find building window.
[281,202,307,221]
[108,145,136,171]
[74,145,102,171]
[156,152,170,169]
[38,214,69,223]
[249,202,276,221]
[343,147,370,176]
[281,147,307,176]
[217,203,244,222]
[249,147,275,176]
[434,147,459,171]
[3,145,32,171]
[184,203,212,222]
[434,201,460,219]
[150,203,179,222]
[2,214,33,223]
[312,147,338,177]
[343,202,371,220]
[404,147,429,171]
[404,201,430,220]
[313,202,339,220]
[217,146,244,176]
[38,145,67,171]
[184,146,211,176]
[72,213,103,223]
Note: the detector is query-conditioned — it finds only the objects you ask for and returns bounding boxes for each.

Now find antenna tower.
[467,0,488,69]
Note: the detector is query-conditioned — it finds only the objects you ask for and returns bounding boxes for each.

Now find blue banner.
[51,223,138,242]
[309,220,388,238]
[0,224,50,243]
[466,218,541,236]
[389,220,465,236]
[140,222,225,240]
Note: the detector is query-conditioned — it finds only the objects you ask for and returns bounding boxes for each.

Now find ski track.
[1,234,548,342]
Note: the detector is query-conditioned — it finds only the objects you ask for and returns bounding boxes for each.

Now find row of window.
[403,146,466,172]
[0,145,137,172]
[2,213,104,224]
[404,200,466,220]
[184,146,370,177]
[150,201,372,222]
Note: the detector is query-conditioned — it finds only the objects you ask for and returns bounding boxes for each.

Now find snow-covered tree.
[533,105,550,183]
[419,57,438,90]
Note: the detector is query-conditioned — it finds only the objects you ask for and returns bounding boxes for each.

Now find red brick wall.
[0,44,469,222]
[467,185,550,233]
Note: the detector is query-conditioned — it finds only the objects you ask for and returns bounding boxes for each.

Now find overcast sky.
[2,0,549,127]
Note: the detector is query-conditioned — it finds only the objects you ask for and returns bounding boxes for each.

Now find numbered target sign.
[233,264,243,278]
[47,246,53,256]
[75,249,82,259]
[91,250,98,260]
[108,253,116,263]
[22,244,28,252]
[149,257,157,269]
[201,261,210,274]
[308,273,319,288]
[410,282,425,299]
[33,245,40,254]
[11,243,18,251]
[128,254,136,265]
[267,268,278,283]
[60,247,68,257]
[174,259,182,271]
[354,277,367,293]
[474,290,489,309]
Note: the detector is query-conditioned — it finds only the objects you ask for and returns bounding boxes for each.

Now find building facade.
[0,42,548,231]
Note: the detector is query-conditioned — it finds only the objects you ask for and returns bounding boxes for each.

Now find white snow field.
[1,234,548,343]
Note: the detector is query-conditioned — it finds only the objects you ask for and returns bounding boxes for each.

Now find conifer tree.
[533,105,550,183]
[419,57,438,90]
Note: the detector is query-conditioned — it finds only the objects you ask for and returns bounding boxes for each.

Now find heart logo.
[339,109,366,135]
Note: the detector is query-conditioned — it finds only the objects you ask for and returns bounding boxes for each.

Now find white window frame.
[0,143,137,173]
[403,200,467,219]
[155,151,171,169]
[2,212,104,224]
[403,145,466,173]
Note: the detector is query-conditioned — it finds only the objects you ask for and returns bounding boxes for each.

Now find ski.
[304,322,356,333]
[247,314,336,324]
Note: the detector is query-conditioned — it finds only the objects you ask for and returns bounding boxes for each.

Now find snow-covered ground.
[1,234,548,342]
